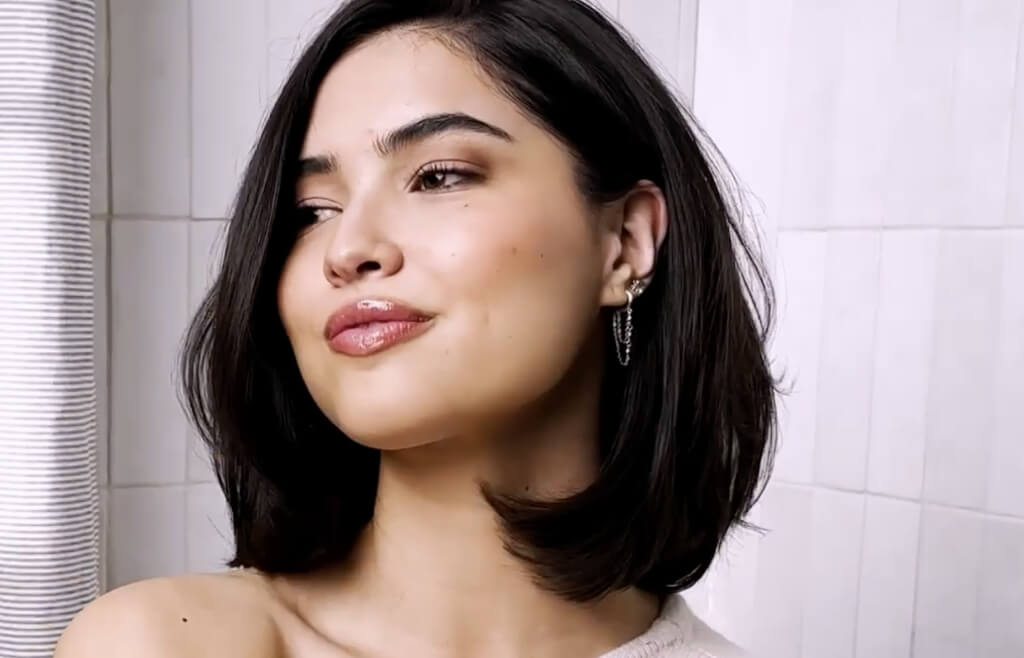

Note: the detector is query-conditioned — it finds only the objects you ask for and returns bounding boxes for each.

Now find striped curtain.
[0,1,99,656]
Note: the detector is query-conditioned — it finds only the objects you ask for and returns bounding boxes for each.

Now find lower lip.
[327,319,433,357]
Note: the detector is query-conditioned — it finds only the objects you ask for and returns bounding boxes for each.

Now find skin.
[57,28,668,658]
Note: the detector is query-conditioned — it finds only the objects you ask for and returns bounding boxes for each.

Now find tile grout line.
[771,480,1024,525]
[684,0,699,106]
[778,224,1024,233]
[104,0,112,218]
[186,0,195,221]
[849,230,884,658]
[849,493,868,658]
[808,232,829,489]
[1000,0,1024,225]
[102,0,112,588]
[671,0,683,98]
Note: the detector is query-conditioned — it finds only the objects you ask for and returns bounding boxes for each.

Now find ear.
[599,180,669,308]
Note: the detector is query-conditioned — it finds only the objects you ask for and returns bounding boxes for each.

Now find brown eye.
[412,164,480,192]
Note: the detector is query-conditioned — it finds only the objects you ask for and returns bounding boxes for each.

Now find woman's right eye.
[294,205,342,227]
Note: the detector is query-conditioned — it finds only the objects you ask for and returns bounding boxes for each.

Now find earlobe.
[611,279,647,366]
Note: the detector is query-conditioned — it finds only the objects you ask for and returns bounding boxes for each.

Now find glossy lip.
[323,298,435,357]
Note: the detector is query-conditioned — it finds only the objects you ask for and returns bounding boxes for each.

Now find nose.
[322,212,404,286]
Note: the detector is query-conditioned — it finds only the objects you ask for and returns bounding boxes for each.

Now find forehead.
[302,29,527,154]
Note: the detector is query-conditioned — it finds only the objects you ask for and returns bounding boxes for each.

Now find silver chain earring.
[612,280,645,367]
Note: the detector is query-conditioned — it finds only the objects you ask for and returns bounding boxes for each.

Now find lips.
[323,298,434,357]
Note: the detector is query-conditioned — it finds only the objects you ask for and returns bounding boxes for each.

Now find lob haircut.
[180,0,777,603]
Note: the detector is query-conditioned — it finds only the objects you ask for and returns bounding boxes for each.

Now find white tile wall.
[976,518,1024,656]
[186,220,227,315]
[109,220,189,485]
[855,497,920,658]
[814,231,880,490]
[266,0,339,96]
[989,232,1024,516]
[692,0,1024,655]
[694,0,793,231]
[949,0,1022,228]
[829,0,899,229]
[750,484,812,657]
[688,523,760,649]
[924,232,1002,508]
[674,0,699,101]
[108,486,186,589]
[802,490,864,658]
[88,1,1024,655]
[866,231,937,499]
[886,0,960,228]
[1007,15,1024,227]
[109,0,190,217]
[185,484,233,573]
[619,0,681,84]
[185,220,227,483]
[777,0,843,230]
[771,232,827,484]
[191,0,269,218]
[186,434,215,485]
[913,506,984,655]
[90,0,109,216]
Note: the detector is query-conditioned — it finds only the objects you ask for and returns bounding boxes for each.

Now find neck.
[354,450,657,657]
[277,341,658,657]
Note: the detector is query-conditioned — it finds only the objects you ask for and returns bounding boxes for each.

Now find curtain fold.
[0,1,99,656]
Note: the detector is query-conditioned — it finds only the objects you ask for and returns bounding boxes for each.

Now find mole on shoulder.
[181,617,188,623]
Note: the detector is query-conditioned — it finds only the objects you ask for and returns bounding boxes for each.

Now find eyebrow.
[296,112,514,179]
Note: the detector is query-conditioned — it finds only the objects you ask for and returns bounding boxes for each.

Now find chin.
[307,350,571,451]
[341,422,443,451]
[328,395,455,451]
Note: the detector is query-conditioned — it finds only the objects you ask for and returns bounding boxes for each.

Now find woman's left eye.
[412,164,480,192]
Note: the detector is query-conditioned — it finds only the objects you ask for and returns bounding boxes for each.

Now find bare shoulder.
[56,571,283,658]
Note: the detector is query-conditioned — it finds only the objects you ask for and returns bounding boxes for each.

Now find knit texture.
[597,596,746,658]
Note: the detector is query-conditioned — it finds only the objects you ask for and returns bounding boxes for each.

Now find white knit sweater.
[598,596,746,658]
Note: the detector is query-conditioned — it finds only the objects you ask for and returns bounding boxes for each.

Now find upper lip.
[323,298,434,340]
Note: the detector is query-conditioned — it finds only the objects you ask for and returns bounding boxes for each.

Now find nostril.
[356,261,381,274]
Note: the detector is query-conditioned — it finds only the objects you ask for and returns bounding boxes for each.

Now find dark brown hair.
[180,0,776,603]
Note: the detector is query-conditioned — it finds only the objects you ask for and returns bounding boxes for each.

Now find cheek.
[451,198,602,303]
[277,258,303,335]
[277,246,324,345]
[270,194,607,443]
[277,247,353,423]
[434,198,605,377]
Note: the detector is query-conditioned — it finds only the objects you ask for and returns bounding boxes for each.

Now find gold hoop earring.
[612,280,645,367]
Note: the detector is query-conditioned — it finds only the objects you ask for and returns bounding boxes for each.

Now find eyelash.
[294,162,481,228]
[410,162,481,192]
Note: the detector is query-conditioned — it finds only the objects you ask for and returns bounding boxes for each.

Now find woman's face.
[278,30,636,449]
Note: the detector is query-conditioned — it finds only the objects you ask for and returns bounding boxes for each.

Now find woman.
[59,0,775,656]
